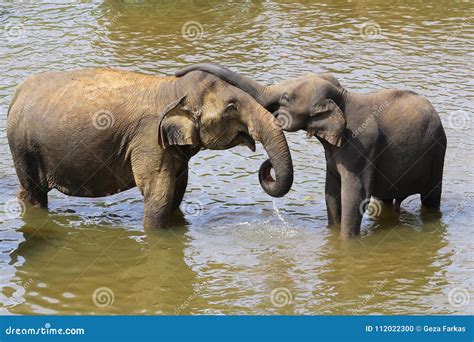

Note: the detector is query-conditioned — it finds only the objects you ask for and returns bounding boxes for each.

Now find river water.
[0,0,472,315]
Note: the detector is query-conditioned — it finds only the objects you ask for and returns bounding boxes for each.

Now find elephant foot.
[18,186,48,209]
[394,199,401,212]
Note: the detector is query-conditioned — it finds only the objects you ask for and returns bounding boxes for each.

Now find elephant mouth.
[228,131,256,152]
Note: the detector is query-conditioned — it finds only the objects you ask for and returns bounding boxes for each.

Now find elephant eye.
[281,94,290,103]
[225,102,237,112]
[222,102,237,117]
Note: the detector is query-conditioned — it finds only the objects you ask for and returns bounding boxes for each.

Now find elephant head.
[175,63,347,147]
[158,71,294,197]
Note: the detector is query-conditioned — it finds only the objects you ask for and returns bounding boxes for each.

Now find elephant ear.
[158,95,200,148]
[307,99,346,147]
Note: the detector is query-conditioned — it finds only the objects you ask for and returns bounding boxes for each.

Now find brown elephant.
[176,64,447,237]
[7,68,293,228]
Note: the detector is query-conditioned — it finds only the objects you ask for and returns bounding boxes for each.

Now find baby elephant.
[7,68,293,228]
[176,64,447,237]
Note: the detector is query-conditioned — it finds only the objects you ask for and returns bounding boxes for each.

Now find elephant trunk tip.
[258,159,293,198]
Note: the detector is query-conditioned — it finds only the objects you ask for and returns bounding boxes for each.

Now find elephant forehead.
[201,93,238,117]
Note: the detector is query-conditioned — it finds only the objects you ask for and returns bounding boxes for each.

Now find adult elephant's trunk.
[176,63,292,196]
[248,105,293,197]
[175,63,279,110]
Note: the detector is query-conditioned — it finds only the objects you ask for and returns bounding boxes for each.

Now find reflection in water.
[0,0,472,315]
[7,211,202,315]
[316,211,450,315]
[2,207,454,315]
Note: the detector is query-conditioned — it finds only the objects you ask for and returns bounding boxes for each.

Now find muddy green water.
[0,1,473,315]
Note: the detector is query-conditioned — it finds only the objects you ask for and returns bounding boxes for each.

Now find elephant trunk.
[176,63,279,110]
[249,106,294,198]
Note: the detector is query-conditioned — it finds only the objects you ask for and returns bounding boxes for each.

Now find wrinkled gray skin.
[176,64,447,237]
[7,68,293,228]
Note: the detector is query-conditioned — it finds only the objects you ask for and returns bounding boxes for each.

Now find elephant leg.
[143,193,174,228]
[421,186,441,209]
[13,152,49,208]
[325,170,341,225]
[394,198,405,212]
[381,198,394,206]
[17,184,48,208]
[142,173,176,229]
[132,153,176,229]
[340,172,371,238]
[421,162,443,209]
[172,167,188,211]
[421,148,444,209]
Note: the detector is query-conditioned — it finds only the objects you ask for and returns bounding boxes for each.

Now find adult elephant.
[176,63,447,237]
[7,68,293,228]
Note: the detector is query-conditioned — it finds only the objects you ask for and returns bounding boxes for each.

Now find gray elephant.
[7,68,293,228]
[176,64,447,237]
